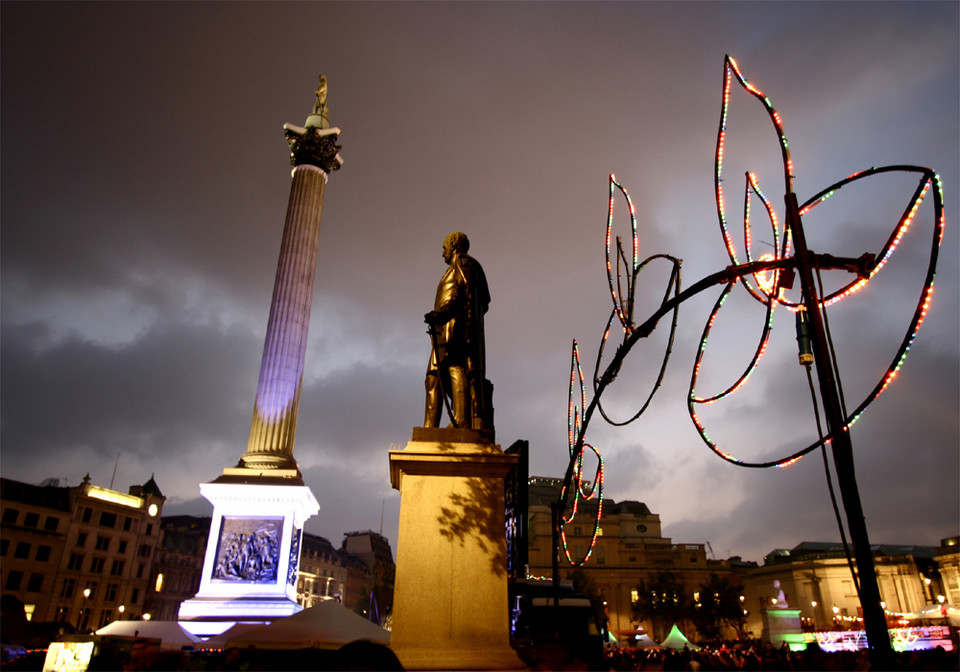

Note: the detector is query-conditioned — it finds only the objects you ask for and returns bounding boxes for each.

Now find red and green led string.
[693,58,945,468]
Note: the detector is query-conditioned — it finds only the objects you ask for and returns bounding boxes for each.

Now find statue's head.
[443,232,469,262]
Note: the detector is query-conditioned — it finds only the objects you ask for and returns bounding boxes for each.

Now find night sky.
[2,2,957,563]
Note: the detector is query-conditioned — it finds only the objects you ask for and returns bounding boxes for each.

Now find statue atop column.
[311,75,330,130]
[424,232,492,431]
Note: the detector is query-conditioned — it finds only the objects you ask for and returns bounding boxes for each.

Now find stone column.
[238,120,343,472]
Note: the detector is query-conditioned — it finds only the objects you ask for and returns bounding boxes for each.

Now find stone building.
[341,530,396,623]
[0,475,164,630]
[934,536,959,607]
[143,516,209,622]
[296,533,347,608]
[524,477,733,642]
[738,540,949,636]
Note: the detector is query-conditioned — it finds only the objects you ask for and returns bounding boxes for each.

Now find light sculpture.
[555,56,944,663]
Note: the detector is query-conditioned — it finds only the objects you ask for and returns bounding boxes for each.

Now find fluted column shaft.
[241,165,328,470]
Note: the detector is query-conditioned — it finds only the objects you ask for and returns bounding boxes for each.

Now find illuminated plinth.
[388,428,524,670]
[178,472,318,637]
[761,608,804,651]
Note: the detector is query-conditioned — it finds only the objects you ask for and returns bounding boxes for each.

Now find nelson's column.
[179,77,342,636]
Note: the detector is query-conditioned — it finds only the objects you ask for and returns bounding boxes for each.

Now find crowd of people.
[604,639,957,671]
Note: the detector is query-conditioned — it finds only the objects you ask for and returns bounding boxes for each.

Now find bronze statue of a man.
[424,232,492,430]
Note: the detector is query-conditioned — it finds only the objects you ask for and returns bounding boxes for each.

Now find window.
[146,523,153,536]
[123,517,132,532]
[99,512,117,528]
[98,609,113,628]
[630,589,639,603]
[118,540,127,554]
[56,606,70,622]
[131,588,139,604]
[139,544,152,558]
[23,512,40,527]
[95,536,110,551]
[14,542,31,559]
[82,508,92,523]
[0,539,8,556]
[5,571,23,590]
[90,557,105,574]
[44,516,60,532]
[84,582,98,599]
[76,532,88,547]
[155,573,164,592]
[137,564,144,579]
[60,578,76,598]
[105,583,118,602]
[110,560,125,577]
[26,574,43,592]
[36,545,52,562]
[67,553,84,570]
[77,608,91,631]
[2,508,19,524]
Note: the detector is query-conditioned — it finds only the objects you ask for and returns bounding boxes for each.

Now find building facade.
[143,516,209,622]
[341,530,396,623]
[524,477,733,641]
[934,537,959,608]
[296,533,347,608]
[1,475,164,630]
[738,541,948,636]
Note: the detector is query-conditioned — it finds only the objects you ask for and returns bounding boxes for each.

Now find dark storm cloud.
[1,314,261,476]
[2,1,957,562]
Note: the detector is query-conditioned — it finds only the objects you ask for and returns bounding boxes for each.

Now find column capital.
[283,124,343,173]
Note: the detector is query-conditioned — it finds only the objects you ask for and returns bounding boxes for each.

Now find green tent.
[658,624,699,650]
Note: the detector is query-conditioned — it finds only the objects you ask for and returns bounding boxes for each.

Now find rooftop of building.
[764,541,940,565]
[0,477,72,511]
[526,476,653,516]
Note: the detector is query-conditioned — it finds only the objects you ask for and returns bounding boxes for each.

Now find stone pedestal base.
[178,470,318,637]
[388,428,524,670]
[761,608,804,650]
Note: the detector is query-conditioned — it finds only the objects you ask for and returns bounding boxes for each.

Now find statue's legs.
[425,354,469,429]
[467,370,487,430]
[424,368,442,428]
[446,365,468,428]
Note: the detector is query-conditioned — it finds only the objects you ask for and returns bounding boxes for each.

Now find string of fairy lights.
[555,55,944,567]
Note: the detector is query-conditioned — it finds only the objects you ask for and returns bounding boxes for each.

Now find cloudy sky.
[3,2,957,564]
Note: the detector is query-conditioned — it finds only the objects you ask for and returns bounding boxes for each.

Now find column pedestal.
[178,470,318,637]
[388,428,524,670]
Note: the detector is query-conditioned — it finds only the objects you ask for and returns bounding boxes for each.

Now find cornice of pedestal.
[283,124,343,174]
[388,433,518,490]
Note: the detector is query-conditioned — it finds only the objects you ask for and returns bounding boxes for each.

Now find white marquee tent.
[224,600,390,650]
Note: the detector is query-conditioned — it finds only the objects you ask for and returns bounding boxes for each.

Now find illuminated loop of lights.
[606,174,639,330]
[690,57,945,468]
[561,341,605,566]
[597,174,682,425]
[558,56,945,570]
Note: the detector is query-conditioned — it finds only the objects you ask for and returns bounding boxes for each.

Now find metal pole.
[785,192,892,661]
[551,501,560,610]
